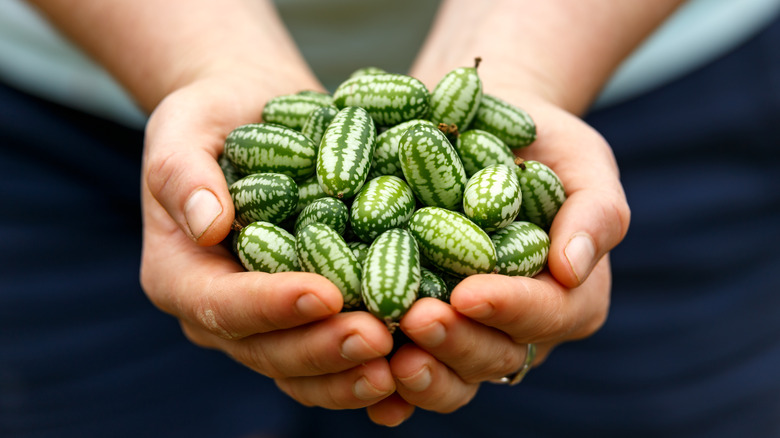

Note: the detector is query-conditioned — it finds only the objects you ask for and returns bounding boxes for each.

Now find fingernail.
[353,376,390,401]
[340,334,381,363]
[295,293,333,319]
[407,321,446,348]
[564,232,596,284]
[397,366,432,392]
[184,188,222,240]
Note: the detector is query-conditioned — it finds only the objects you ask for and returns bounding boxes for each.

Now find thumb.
[143,93,236,247]
[547,186,630,288]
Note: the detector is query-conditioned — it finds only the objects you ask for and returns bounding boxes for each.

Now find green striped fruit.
[296,89,334,106]
[490,221,550,277]
[408,207,497,277]
[454,129,516,177]
[224,123,317,181]
[261,92,335,131]
[332,73,430,126]
[294,197,349,236]
[317,106,376,199]
[349,175,416,243]
[471,94,536,149]
[301,105,338,146]
[418,268,450,302]
[295,174,328,214]
[370,119,436,179]
[218,153,243,186]
[361,228,421,327]
[398,123,468,210]
[235,221,299,273]
[347,241,371,264]
[428,58,482,131]
[229,173,298,226]
[462,164,522,232]
[349,66,387,78]
[296,223,363,309]
[515,159,566,230]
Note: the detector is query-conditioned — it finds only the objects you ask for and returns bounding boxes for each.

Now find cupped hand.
[139,72,396,410]
[366,97,631,426]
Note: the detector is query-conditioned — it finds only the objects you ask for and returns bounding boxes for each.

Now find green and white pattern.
[301,105,338,146]
[418,268,450,302]
[236,221,299,273]
[515,160,566,230]
[296,223,363,309]
[454,129,516,177]
[428,62,482,131]
[462,164,522,232]
[294,197,349,236]
[398,123,467,210]
[471,94,536,149]
[332,73,430,127]
[224,123,318,181]
[294,174,328,214]
[490,221,550,277]
[350,175,416,243]
[370,119,436,179]
[229,173,298,226]
[361,228,421,326]
[408,207,497,277]
[317,106,377,199]
[261,92,335,131]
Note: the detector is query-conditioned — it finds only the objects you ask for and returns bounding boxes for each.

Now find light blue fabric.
[0,0,148,128]
[596,0,780,107]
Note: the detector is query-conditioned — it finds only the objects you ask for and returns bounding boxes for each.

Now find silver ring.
[491,343,536,386]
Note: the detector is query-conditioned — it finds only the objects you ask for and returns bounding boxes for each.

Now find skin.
[29,0,683,428]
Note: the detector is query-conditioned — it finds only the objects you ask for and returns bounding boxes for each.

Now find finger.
[522,110,631,288]
[365,393,416,427]
[143,86,247,247]
[399,298,528,383]
[389,343,479,413]
[274,358,395,410]
[183,311,393,378]
[450,259,612,344]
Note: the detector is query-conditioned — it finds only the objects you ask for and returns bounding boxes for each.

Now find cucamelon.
[301,105,338,146]
[296,223,363,309]
[418,268,450,302]
[515,159,566,230]
[224,123,317,181]
[332,73,430,127]
[471,94,536,149]
[370,119,436,179]
[462,164,522,232]
[294,197,349,236]
[490,221,550,277]
[454,129,516,177]
[408,207,497,277]
[349,175,416,243]
[294,174,328,214]
[235,221,299,273]
[229,173,298,227]
[261,92,335,131]
[316,106,376,199]
[398,123,467,210]
[361,228,421,328]
[428,58,482,131]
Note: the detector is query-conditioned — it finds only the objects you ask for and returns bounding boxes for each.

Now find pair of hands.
[139,68,630,426]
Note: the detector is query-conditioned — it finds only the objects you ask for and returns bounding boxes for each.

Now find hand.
[139,72,397,410]
[366,96,631,426]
